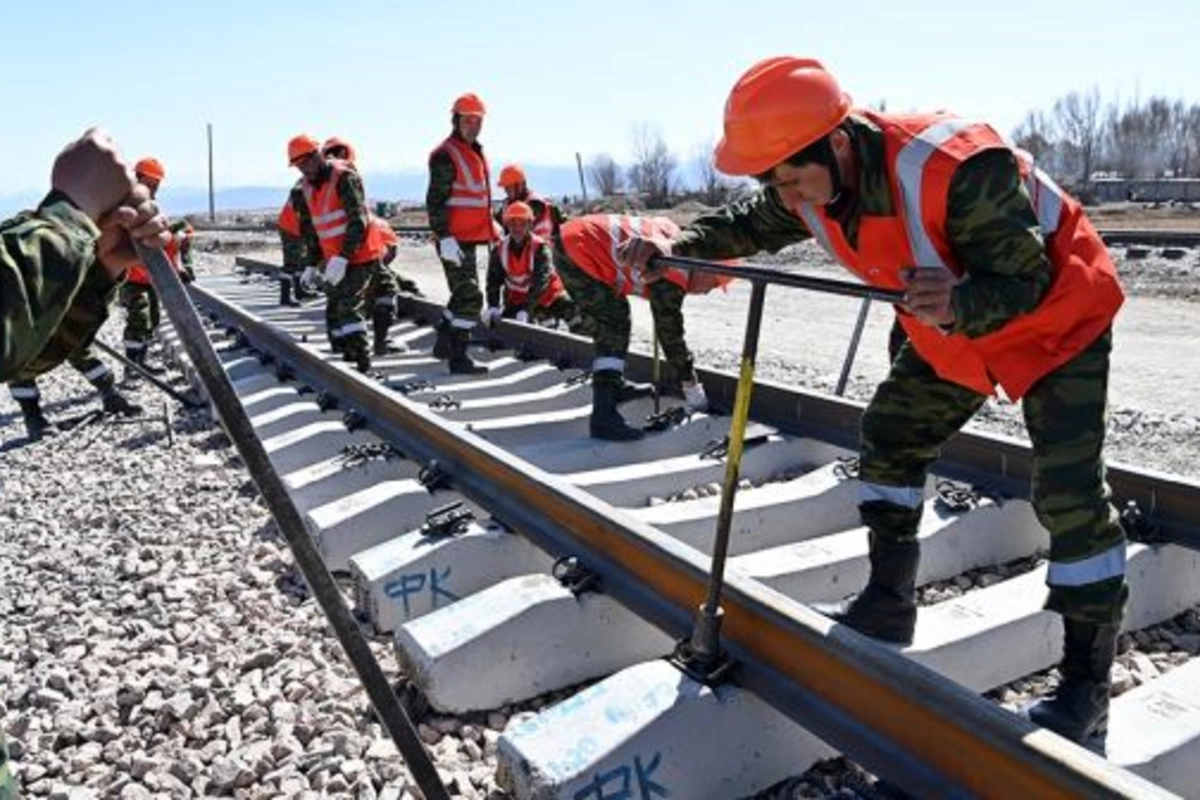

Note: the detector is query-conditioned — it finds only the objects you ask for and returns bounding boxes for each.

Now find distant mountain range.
[0,164,595,218]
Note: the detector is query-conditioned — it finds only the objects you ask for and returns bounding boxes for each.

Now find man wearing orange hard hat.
[618,56,1128,749]
[483,201,578,331]
[282,133,389,372]
[425,92,493,375]
[496,163,566,242]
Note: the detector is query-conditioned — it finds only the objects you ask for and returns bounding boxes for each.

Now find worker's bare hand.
[50,127,137,223]
[901,266,957,328]
[94,185,170,280]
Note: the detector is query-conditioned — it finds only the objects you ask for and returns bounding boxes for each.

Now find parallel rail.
[184,260,1200,797]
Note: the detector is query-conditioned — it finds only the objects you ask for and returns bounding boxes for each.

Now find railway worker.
[284,134,387,372]
[483,201,580,331]
[2,131,168,428]
[276,201,318,307]
[555,213,729,441]
[426,92,495,375]
[120,157,194,377]
[496,163,567,242]
[619,56,1128,748]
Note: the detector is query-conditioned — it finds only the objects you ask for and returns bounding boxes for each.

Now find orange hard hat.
[502,201,534,223]
[134,157,165,182]
[287,134,321,165]
[497,164,526,188]
[713,57,852,176]
[452,92,486,116]
[321,136,357,164]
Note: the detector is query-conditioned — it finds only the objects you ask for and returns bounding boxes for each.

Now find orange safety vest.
[795,111,1123,400]
[433,136,494,243]
[278,202,301,237]
[300,164,385,264]
[126,224,191,286]
[371,215,398,248]
[560,214,691,298]
[525,192,557,240]
[498,234,566,308]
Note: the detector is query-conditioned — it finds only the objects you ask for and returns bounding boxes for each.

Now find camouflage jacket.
[279,230,312,272]
[170,219,196,280]
[426,132,488,240]
[288,164,369,263]
[672,114,1053,338]
[495,195,568,239]
[0,192,106,382]
[486,237,554,312]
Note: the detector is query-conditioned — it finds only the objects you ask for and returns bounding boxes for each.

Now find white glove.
[515,310,529,324]
[481,307,502,328]
[324,256,348,287]
[300,266,319,288]
[438,236,463,266]
[682,380,709,412]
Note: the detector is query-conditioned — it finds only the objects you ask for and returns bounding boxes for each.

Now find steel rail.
[191,279,1176,799]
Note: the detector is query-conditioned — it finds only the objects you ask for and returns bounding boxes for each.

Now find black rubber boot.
[1024,619,1118,748]
[433,319,452,361]
[589,378,644,441]
[101,385,143,417]
[133,347,166,376]
[280,276,300,307]
[17,398,59,440]
[373,307,406,356]
[448,331,486,375]
[613,378,656,404]
[813,534,919,645]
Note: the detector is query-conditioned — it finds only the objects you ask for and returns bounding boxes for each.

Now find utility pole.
[207,122,215,222]
[575,152,588,207]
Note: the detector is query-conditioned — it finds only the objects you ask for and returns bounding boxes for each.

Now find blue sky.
[2,1,1196,213]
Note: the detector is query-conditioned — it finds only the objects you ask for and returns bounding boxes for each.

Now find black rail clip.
[515,343,539,362]
[420,501,475,537]
[832,456,860,481]
[296,384,314,396]
[339,442,404,469]
[552,555,601,596]
[669,639,738,687]
[256,350,275,366]
[643,406,690,433]
[418,459,452,492]
[343,410,368,432]
[275,362,294,382]
[563,369,592,387]
[554,353,576,371]
[316,391,339,412]
[395,378,435,396]
[1121,500,1164,544]
[427,394,461,411]
[699,424,773,460]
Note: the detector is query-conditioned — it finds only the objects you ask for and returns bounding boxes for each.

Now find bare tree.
[627,123,678,207]
[586,153,623,197]
[1053,88,1102,188]
[691,137,736,206]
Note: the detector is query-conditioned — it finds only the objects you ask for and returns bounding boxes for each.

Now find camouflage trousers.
[859,329,1127,625]
[120,283,160,353]
[9,343,114,401]
[555,253,694,383]
[371,261,399,315]
[325,264,374,359]
[437,242,484,327]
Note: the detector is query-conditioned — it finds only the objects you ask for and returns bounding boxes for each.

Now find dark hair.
[754,125,845,183]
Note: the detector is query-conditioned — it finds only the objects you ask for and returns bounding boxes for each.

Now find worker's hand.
[94,184,170,281]
[301,266,320,289]
[383,244,398,266]
[615,234,672,283]
[687,270,726,294]
[438,236,463,266]
[515,309,529,324]
[51,127,137,224]
[900,267,957,328]
[481,307,502,328]
[324,256,348,287]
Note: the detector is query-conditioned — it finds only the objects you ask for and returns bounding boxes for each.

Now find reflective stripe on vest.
[527,193,556,239]
[611,215,645,296]
[438,137,493,241]
[301,165,382,262]
[499,238,533,294]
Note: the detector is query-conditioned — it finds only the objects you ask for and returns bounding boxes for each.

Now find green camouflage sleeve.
[0,192,100,383]
[337,169,368,260]
[671,187,811,259]
[290,187,321,264]
[280,231,306,271]
[945,149,1053,338]
[426,148,456,240]
[485,247,503,308]
[528,241,554,313]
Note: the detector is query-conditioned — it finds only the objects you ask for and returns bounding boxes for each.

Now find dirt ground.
[203,206,1200,482]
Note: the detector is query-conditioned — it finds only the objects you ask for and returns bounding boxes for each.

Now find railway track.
[157,257,1200,798]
